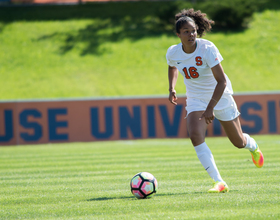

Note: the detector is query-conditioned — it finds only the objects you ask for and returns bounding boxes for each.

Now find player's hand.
[168,90,177,105]
[199,108,215,124]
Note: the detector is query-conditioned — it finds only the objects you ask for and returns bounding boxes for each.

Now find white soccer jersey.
[166,38,233,100]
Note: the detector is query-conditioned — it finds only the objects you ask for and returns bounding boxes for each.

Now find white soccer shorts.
[185,94,240,121]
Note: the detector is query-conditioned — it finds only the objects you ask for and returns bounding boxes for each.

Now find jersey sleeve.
[166,46,177,67]
[205,43,223,68]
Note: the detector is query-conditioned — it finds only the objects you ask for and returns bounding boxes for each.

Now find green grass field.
[1,2,280,219]
[1,135,279,219]
[0,3,280,100]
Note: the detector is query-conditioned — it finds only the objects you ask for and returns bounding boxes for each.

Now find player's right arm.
[168,65,178,105]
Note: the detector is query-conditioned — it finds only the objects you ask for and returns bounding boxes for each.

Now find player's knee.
[189,132,205,146]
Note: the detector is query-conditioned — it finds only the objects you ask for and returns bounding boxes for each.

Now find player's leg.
[187,111,207,146]
[219,117,246,148]
[219,117,264,168]
[187,111,228,193]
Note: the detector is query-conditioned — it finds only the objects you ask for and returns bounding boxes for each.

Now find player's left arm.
[210,63,227,107]
[200,63,227,123]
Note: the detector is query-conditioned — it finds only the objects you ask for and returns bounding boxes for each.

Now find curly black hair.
[175,8,214,37]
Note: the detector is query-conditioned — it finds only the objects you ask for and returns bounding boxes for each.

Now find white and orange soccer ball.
[130,172,158,199]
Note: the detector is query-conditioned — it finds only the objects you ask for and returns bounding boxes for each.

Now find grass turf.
[1,135,279,219]
[0,3,280,100]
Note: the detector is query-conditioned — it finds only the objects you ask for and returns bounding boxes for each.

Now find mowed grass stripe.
[0,135,279,219]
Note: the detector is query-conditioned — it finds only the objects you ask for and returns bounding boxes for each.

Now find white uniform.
[166,38,240,121]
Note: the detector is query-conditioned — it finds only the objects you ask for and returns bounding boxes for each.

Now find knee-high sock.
[243,133,257,152]
[194,142,224,183]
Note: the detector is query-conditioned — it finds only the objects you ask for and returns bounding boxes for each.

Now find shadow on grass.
[87,196,135,201]
[36,16,172,56]
[1,0,279,56]
[87,188,240,201]
[86,190,225,201]
[0,2,175,56]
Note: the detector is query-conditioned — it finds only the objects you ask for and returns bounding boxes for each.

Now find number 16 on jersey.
[183,67,200,79]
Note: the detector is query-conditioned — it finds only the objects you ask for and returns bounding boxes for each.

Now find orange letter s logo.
[195,56,202,66]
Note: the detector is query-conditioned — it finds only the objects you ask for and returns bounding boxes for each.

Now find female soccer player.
[166,8,264,193]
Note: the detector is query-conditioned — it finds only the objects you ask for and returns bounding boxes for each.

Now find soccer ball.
[130,172,158,199]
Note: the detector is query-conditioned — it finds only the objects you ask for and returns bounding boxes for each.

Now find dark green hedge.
[0,0,274,31]
[157,0,270,30]
[198,0,267,28]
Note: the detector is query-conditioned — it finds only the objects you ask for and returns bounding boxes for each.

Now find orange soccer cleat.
[208,181,229,193]
[250,145,264,168]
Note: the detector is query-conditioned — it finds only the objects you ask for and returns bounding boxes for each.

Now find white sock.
[194,142,224,183]
[243,133,257,152]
